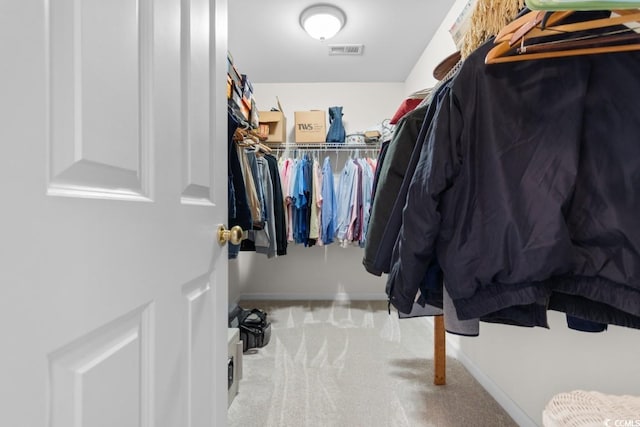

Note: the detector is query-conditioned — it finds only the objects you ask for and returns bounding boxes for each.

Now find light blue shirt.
[321,156,337,244]
[335,158,357,243]
[293,156,310,244]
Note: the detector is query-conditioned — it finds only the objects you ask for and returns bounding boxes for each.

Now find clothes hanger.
[487,33,640,63]
[506,10,575,44]
[494,10,546,42]
[234,128,273,156]
[256,142,272,154]
[492,9,631,44]
[508,27,640,54]
[512,9,640,42]
[492,8,574,43]
[525,0,640,11]
[486,10,640,63]
[491,10,575,46]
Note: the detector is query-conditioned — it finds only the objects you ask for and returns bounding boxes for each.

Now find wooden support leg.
[434,315,446,385]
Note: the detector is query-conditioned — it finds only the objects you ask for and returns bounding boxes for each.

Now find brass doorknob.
[218,225,244,245]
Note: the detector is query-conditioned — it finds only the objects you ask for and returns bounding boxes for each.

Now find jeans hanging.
[326,106,346,143]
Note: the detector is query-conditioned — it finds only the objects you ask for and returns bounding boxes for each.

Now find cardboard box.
[258,111,287,143]
[294,110,326,143]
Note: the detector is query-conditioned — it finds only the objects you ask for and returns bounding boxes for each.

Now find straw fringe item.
[542,390,640,427]
[461,0,525,58]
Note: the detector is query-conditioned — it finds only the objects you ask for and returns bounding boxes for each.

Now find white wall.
[251,82,404,137]
[231,244,388,302]
[228,82,403,305]
[403,1,640,426]
[451,315,640,426]
[403,0,469,96]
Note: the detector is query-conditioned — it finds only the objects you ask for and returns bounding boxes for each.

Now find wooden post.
[434,315,446,385]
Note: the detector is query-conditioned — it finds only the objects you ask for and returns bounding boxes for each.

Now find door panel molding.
[47,302,155,427]
[180,0,213,206]
[46,0,153,201]
[182,275,212,427]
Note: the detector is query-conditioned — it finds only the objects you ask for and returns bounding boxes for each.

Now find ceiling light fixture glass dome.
[300,4,346,41]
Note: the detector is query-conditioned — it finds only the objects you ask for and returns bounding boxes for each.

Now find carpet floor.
[228,300,517,427]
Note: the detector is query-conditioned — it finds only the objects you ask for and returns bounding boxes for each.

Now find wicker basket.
[543,390,640,427]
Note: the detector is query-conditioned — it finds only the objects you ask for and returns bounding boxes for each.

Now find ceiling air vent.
[328,44,364,56]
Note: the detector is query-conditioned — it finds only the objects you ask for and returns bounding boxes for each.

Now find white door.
[0,0,230,426]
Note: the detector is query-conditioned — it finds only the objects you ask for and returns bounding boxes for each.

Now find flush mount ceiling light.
[300,4,346,41]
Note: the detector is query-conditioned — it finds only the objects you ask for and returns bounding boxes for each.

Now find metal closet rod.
[270,142,381,151]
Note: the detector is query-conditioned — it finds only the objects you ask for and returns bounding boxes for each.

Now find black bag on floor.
[234,307,271,352]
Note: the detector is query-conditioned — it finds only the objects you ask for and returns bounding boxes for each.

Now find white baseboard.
[434,318,538,427]
[238,292,388,301]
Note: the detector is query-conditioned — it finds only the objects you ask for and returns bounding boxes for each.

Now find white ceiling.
[228,0,456,84]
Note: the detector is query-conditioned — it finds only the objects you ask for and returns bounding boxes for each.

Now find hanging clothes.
[321,156,337,245]
[303,154,316,247]
[252,155,276,258]
[275,151,376,247]
[335,157,357,246]
[227,127,288,259]
[279,157,295,243]
[293,155,310,245]
[227,113,252,260]
[363,80,476,335]
[265,154,288,256]
[363,104,430,275]
[358,157,374,248]
[309,157,322,244]
[386,37,640,331]
[335,155,376,248]
[245,149,266,226]
[236,145,261,227]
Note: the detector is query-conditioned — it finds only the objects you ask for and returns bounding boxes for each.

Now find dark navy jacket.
[386,38,640,330]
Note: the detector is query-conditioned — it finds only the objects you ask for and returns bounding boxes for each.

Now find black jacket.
[363,105,428,275]
[387,39,640,329]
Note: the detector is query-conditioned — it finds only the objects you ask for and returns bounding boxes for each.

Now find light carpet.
[228,300,517,427]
